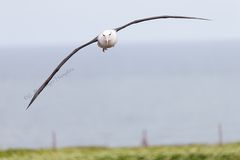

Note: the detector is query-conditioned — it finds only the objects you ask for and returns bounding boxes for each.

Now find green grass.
[1,143,240,160]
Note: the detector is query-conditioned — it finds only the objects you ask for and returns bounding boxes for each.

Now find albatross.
[27,15,209,109]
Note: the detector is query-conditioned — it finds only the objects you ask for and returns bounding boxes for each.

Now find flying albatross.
[26,15,209,109]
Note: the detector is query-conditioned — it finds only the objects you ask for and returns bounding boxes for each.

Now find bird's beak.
[106,37,109,46]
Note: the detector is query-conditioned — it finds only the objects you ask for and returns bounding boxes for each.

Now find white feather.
[97,29,117,52]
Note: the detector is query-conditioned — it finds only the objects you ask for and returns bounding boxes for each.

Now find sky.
[0,0,240,47]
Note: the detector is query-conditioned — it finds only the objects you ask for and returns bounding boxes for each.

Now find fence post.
[141,129,148,147]
[218,123,223,146]
[52,131,57,150]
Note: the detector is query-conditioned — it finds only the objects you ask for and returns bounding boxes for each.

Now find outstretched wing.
[114,15,209,32]
[26,37,98,109]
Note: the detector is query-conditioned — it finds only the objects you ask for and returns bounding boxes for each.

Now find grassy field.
[1,143,240,160]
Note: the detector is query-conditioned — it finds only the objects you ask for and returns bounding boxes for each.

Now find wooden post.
[141,129,148,147]
[52,131,57,150]
[218,123,223,146]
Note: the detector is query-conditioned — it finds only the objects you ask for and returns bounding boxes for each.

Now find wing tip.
[197,17,211,21]
[26,103,32,111]
[26,98,35,110]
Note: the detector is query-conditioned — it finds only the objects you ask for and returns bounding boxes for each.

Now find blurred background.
[0,0,240,149]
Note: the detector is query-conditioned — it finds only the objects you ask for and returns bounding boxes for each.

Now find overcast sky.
[0,0,239,46]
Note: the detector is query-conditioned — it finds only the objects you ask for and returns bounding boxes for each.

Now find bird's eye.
[103,34,105,37]
[109,33,111,36]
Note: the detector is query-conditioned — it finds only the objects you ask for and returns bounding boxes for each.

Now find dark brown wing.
[114,15,209,32]
[26,37,98,110]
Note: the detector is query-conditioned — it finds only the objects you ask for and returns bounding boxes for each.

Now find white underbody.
[97,29,117,52]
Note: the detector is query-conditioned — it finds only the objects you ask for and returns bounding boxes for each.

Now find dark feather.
[114,15,209,32]
[26,37,97,109]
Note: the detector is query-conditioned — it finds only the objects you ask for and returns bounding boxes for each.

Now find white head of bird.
[97,29,117,52]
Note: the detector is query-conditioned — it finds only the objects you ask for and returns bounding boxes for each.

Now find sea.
[0,41,240,149]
